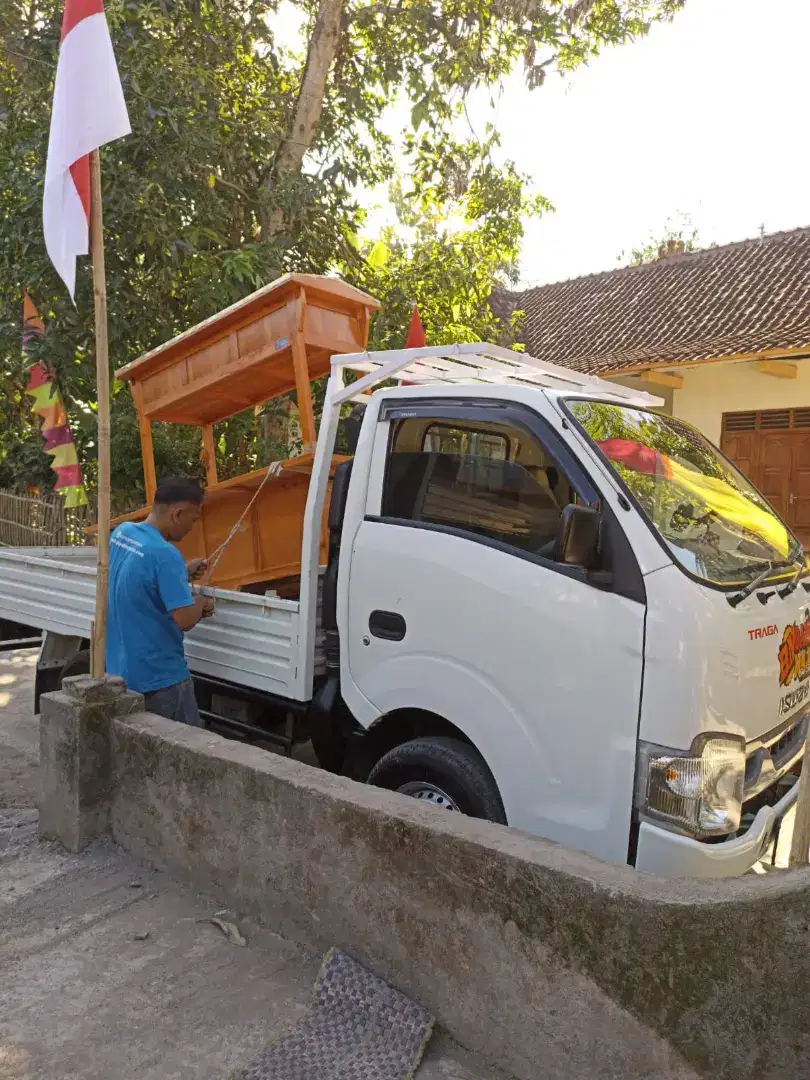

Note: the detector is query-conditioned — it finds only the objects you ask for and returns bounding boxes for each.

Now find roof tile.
[495,227,810,374]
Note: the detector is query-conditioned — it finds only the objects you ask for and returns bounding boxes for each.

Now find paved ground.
[0,651,39,811]
[0,649,512,1080]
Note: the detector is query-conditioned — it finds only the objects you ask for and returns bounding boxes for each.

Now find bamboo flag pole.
[42,0,130,677]
[89,148,111,678]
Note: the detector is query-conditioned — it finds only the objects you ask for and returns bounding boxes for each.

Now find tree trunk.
[261,0,344,238]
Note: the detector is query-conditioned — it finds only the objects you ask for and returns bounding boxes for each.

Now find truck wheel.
[367,736,507,824]
[59,649,90,685]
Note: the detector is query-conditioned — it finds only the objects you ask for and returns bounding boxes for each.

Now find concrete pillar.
[39,675,143,852]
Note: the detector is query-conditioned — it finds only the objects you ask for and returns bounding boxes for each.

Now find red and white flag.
[43,0,130,300]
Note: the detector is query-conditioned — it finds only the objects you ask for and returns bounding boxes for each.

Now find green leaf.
[410,94,430,131]
[367,239,391,269]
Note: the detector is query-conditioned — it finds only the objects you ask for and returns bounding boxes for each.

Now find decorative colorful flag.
[401,303,427,386]
[43,0,130,299]
[23,294,89,508]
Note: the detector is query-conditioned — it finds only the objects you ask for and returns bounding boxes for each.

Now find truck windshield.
[567,399,803,586]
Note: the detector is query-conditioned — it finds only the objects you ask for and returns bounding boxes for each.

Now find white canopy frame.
[328,342,663,409]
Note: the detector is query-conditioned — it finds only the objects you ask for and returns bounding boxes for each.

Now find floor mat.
[232,948,435,1080]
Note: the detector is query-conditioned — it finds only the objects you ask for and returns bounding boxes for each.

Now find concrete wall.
[672,357,810,444]
[39,682,810,1080]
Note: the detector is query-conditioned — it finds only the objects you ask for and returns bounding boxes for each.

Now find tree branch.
[260,0,345,239]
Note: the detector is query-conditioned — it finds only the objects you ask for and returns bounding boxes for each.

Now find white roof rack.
[330,343,662,408]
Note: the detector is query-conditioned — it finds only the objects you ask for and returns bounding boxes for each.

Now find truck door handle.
[368,610,406,641]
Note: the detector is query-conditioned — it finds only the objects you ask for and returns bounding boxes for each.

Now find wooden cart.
[111,274,379,592]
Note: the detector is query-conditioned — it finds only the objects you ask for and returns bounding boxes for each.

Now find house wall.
[670,357,810,443]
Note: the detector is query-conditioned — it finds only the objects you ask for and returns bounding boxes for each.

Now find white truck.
[1,344,806,878]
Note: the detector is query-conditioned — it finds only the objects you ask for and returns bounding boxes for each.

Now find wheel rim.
[397,781,460,811]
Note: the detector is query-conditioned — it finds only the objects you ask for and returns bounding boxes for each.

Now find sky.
[278,0,810,288]
[489,0,810,286]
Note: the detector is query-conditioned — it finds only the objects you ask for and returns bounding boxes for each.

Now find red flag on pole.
[405,304,427,348]
[401,304,426,386]
[43,0,130,299]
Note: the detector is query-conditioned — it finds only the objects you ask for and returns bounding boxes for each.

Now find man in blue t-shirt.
[106,476,213,726]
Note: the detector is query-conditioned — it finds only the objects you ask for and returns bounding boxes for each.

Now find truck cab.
[306,344,807,877]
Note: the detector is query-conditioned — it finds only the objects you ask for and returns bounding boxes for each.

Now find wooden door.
[721,409,810,549]
[790,436,810,545]
[757,432,792,524]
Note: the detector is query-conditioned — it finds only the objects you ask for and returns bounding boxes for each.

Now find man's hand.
[186,557,208,581]
[172,593,214,632]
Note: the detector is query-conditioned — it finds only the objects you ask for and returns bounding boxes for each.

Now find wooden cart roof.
[115,273,380,383]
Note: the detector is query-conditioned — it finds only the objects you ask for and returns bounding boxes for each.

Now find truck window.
[567,398,803,586]
[423,423,509,462]
[383,416,579,554]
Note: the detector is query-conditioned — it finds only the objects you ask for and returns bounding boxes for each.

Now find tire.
[367,736,507,824]
[59,649,91,685]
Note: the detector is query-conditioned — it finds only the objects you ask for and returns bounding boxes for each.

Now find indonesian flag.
[43,0,130,300]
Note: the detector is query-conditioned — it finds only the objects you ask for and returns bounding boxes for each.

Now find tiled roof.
[494,227,810,375]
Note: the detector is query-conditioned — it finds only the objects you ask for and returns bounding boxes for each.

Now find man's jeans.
[143,678,203,727]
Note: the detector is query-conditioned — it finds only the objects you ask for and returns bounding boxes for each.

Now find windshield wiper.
[728,563,775,608]
[777,558,810,598]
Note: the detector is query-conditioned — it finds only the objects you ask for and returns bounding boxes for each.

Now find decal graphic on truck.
[778,613,810,687]
[748,624,778,640]
[779,682,809,716]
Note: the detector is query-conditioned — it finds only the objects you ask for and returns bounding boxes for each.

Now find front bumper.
[635,779,799,878]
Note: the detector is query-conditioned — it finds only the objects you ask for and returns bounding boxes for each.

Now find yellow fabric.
[47,442,79,468]
[26,383,60,411]
[61,485,89,508]
[667,459,791,558]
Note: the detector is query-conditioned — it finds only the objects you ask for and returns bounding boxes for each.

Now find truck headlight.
[636,734,746,838]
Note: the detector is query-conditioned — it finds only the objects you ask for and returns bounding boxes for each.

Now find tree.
[621,212,700,266]
[0,0,685,504]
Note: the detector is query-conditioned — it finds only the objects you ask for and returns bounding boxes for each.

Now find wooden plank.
[291,289,316,454]
[638,370,685,389]
[136,410,157,502]
[756,360,797,380]
[139,339,293,420]
[115,273,379,382]
[201,425,218,487]
[132,384,157,502]
[594,344,810,377]
[250,498,263,575]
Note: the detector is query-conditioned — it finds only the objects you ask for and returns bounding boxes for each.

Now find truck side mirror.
[554,505,601,568]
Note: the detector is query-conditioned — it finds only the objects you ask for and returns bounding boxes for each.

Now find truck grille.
[744,713,807,800]
[770,722,804,764]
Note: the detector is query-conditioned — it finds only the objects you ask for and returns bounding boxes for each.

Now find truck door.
[342,397,646,864]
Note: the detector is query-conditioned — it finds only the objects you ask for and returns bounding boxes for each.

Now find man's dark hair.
[153,476,204,507]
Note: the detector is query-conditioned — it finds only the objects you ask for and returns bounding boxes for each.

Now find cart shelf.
[108,274,378,590]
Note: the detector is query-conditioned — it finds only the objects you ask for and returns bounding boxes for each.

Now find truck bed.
[0,547,322,700]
